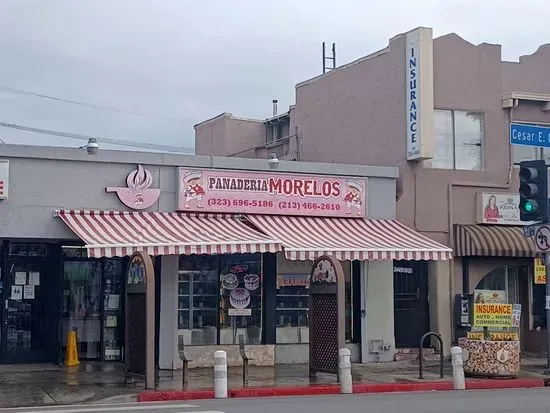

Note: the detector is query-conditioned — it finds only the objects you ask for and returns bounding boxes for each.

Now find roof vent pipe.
[272,99,278,116]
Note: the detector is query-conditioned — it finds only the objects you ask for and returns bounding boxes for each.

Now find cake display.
[244,274,260,291]
[222,273,238,290]
[229,287,250,309]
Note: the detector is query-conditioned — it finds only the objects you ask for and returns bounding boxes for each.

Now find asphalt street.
[2,388,550,413]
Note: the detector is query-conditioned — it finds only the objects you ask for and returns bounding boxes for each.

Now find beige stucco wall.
[428,260,452,357]
[363,260,395,362]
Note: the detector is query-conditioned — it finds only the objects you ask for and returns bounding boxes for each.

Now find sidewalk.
[0,356,549,408]
[153,355,550,390]
[0,363,136,408]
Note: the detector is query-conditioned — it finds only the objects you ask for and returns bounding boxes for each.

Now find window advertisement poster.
[535,258,546,284]
[23,285,35,300]
[473,289,513,328]
[14,272,26,285]
[11,285,22,300]
[221,264,258,317]
[512,304,522,328]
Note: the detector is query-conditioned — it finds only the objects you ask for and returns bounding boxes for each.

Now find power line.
[0,122,195,153]
[0,86,194,124]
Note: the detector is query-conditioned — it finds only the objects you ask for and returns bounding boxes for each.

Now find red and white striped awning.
[245,215,452,261]
[57,210,281,258]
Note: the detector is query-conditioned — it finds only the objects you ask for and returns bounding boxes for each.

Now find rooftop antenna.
[322,42,336,74]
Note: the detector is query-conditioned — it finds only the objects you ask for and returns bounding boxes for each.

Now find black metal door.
[393,260,430,348]
[1,243,59,364]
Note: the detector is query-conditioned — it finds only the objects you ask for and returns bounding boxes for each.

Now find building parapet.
[0,144,399,179]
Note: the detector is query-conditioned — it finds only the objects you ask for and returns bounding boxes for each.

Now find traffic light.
[519,159,548,222]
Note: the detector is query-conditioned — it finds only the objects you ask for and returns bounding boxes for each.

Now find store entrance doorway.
[393,260,430,348]
[1,243,58,364]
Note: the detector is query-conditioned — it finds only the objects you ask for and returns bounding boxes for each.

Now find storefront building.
[194,26,550,354]
[0,144,450,366]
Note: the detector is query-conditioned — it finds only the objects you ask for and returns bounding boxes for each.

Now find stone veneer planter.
[458,337,520,377]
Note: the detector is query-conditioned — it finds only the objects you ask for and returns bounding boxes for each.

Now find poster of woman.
[483,195,502,223]
[478,193,521,225]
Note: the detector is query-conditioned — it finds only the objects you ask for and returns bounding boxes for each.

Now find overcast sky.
[0,0,548,153]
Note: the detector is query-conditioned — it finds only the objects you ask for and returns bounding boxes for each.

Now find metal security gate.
[309,255,345,380]
[310,295,339,373]
[393,260,430,348]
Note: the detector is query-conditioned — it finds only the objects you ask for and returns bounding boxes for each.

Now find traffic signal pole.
[544,198,550,375]
[519,160,550,374]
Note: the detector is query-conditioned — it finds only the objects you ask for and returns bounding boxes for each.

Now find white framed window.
[424,110,484,170]
[512,146,549,165]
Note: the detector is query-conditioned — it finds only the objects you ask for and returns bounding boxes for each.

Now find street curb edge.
[136,378,546,402]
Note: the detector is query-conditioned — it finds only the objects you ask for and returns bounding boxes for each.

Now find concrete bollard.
[338,348,353,394]
[214,350,228,398]
[451,346,465,390]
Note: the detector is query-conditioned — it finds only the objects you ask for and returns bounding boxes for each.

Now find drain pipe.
[447,101,517,342]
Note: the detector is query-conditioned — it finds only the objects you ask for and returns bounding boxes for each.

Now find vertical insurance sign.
[405,27,435,161]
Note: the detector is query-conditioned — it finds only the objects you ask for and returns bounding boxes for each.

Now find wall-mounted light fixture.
[86,138,99,155]
[268,152,279,169]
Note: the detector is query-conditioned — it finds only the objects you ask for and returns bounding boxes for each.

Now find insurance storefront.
[0,144,451,366]
[453,191,544,353]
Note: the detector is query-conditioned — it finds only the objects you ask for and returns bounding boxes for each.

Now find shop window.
[473,265,521,333]
[475,266,520,305]
[177,254,263,346]
[219,255,262,345]
[425,110,484,170]
[62,247,125,361]
[532,282,546,330]
[178,255,218,345]
[513,146,539,164]
[276,274,309,343]
[513,146,550,165]
[275,263,355,344]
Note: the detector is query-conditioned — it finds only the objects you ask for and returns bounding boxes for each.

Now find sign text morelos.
[207,175,342,198]
[178,169,367,218]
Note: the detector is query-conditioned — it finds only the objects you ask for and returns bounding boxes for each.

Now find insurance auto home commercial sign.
[177,168,367,218]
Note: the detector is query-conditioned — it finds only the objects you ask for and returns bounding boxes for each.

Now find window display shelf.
[276,277,309,329]
[178,254,263,345]
[277,294,309,298]
[177,269,219,330]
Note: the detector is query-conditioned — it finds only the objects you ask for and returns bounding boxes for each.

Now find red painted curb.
[230,385,340,398]
[353,381,454,393]
[466,378,545,390]
[136,378,546,402]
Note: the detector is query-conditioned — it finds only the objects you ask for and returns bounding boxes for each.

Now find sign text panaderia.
[178,169,367,217]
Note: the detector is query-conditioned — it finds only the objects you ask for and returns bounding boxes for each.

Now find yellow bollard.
[65,329,80,367]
